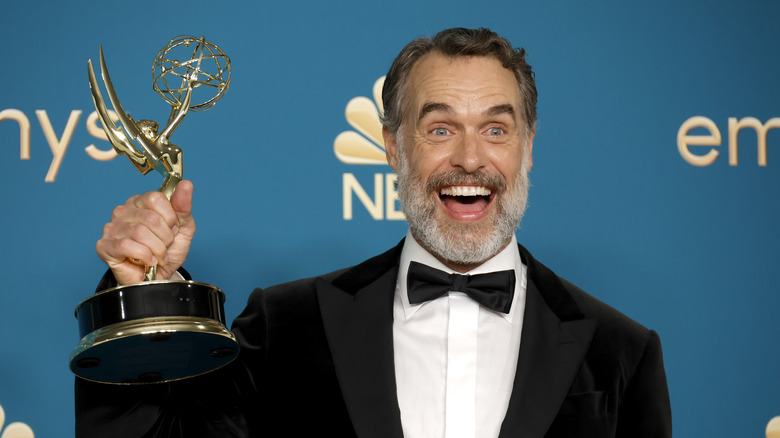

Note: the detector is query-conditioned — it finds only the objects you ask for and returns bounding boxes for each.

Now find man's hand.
[96,180,196,285]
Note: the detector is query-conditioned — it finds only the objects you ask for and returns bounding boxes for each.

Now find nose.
[450,131,487,173]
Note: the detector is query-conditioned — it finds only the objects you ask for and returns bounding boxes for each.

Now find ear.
[526,130,535,170]
[383,126,400,172]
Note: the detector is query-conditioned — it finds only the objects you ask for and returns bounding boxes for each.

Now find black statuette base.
[70,280,239,384]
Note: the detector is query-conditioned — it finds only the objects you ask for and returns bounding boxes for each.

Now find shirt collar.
[396,230,526,323]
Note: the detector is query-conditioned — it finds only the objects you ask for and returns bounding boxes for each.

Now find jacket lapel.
[316,244,405,438]
[498,246,597,438]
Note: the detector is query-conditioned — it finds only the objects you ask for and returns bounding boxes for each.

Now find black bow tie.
[406,261,516,314]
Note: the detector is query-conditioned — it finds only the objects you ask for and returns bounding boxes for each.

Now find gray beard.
[396,149,531,266]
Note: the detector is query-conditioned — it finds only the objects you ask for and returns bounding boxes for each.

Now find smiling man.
[76,28,672,438]
[385,51,532,272]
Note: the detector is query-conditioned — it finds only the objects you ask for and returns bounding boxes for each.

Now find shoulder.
[526,250,669,408]
[558,275,654,343]
[251,240,404,304]
[520,243,653,337]
[231,243,402,353]
[237,241,403,320]
[521,243,660,370]
[258,269,348,303]
[542,262,666,400]
[529,256,672,435]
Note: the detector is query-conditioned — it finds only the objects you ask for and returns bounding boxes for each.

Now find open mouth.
[438,185,494,218]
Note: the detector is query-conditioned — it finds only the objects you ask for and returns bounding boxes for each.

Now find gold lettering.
[343,173,383,220]
[85,110,119,161]
[677,116,721,166]
[728,117,780,166]
[0,109,31,160]
[35,110,81,182]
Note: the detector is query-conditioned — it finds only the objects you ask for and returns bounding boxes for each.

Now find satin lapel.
[316,261,404,438]
[498,275,597,438]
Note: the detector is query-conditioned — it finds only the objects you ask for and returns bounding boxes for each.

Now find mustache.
[425,170,507,194]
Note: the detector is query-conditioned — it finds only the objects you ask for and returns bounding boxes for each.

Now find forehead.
[405,53,522,118]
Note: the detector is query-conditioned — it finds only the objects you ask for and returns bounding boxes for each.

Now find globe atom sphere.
[152,35,231,111]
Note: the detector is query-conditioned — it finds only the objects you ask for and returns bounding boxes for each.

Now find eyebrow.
[418,102,452,122]
[486,104,515,117]
[417,102,516,123]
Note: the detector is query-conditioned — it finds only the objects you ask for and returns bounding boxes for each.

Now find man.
[77,28,672,437]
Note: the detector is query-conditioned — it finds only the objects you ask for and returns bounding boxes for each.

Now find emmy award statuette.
[69,36,239,384]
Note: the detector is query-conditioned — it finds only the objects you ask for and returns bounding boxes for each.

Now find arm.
[75,361,251,438]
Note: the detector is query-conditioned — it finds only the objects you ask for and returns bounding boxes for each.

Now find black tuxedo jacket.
[76,242,672,437]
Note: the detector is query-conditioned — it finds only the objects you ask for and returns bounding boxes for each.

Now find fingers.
[95,225,151,285]
[171,179,193,216]
[170,180,196,238]
[129,191,180,231]
[97,207,167,272]
[98,215,168,267]
[96,181,196,283]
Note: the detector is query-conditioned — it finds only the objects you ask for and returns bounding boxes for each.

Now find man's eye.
[432,128,449,136]
[487,127,504,136]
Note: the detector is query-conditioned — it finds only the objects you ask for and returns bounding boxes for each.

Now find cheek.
[490,148,525,178]
[406,151,443,179]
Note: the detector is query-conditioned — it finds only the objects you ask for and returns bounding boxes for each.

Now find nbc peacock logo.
[334,77,388,165]
[0,405,34,438]
[334,77,404,221]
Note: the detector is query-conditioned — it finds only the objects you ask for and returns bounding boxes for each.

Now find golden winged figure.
[88,46,192,200]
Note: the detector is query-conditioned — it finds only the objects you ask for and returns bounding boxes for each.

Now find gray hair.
[381,27,538,139]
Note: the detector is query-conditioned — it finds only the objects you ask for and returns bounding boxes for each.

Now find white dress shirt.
[393,231,527,438]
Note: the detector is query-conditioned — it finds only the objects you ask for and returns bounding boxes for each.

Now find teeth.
[439,186,492,196]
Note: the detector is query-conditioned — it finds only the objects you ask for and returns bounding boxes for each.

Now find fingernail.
[172,225,179,235]
[151,256,159,266]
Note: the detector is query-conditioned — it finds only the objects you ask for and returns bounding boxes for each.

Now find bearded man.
[76,28,672,438]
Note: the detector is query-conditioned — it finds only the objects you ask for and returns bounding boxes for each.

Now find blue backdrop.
[1,1,779,436]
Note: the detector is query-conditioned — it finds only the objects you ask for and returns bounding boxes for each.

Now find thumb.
[171,179,194,229]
